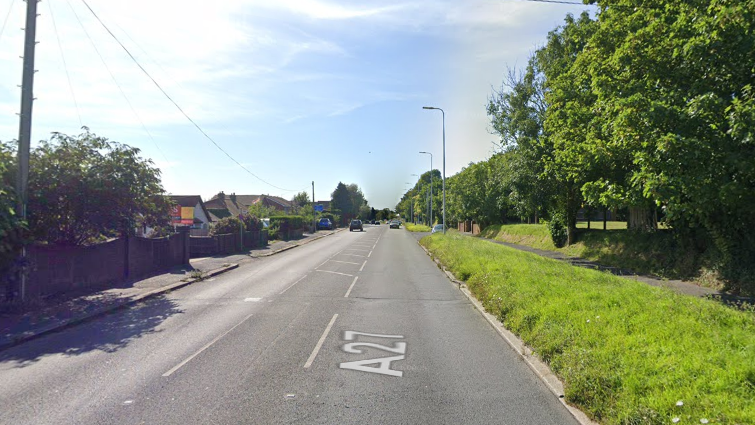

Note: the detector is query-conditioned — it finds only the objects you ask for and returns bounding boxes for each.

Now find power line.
[0,0,15,44]
[65,0,168,163]
[79,0,304,193]
[519,0,586,4]
[48,0,82,128]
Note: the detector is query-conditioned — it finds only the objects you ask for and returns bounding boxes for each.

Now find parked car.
[349,219,363,232]
[317,218,333,230]
[390,220,400,229]
[431,224,445,234]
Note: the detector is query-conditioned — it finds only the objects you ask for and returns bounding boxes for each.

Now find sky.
[0,0,594,210]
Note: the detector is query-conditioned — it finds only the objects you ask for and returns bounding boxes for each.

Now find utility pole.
[14,0,40,301]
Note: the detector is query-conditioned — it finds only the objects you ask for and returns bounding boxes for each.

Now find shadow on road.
[0,295,182,368]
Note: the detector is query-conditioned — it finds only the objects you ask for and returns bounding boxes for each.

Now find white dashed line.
[359,260,367,272]
[344,276,358,298]
[304,314,338,368]
[280,274,308,294]
[330,260,361,265]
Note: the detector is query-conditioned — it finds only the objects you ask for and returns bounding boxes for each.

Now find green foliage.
[269,215,305,239]
[210,216,242,236]
[247,202,277,220]
[546,212,568,248]
[331,182,367,225]
[25,129,171,245]
[240,214,262,232]
[0,140,28,295]
[421,233,755,425]
[405,223,431,232]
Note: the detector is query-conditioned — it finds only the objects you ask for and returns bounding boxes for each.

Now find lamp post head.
[422,106,435,110]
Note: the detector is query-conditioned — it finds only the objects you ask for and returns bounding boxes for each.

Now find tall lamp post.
[419,151,432,226]
[423,106,445,233]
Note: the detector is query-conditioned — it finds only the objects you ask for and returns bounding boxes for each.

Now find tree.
[26,129,171,245]
[291,191,310,214]
[330,182,368,225]
[0,140,28,298]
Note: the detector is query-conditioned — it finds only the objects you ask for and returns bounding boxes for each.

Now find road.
[0,224,579,424]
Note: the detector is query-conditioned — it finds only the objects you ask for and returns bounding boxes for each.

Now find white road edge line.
[163,313,254,377]
[304,313,338,368]
[316,270,354,277]
[368,250,373,258]
[344,276,358,298]
[279,274,309,294]
[359,260,367,272]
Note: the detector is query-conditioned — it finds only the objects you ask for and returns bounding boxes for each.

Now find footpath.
[0,229,343,351]
[414,230,749,303]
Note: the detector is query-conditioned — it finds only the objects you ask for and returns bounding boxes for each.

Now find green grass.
[480,224,715,287]
[405,223,432,232]
[421,232,755,425]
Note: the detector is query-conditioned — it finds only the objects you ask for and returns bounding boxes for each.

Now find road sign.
[314,204,324,212]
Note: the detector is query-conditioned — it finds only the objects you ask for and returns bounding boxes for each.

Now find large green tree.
[330,182,367,225]
[27,129,171,245]
[0,140,28,298]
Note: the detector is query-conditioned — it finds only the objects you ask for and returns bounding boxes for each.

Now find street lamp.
[423,106,445,234]
[419,151,432,226]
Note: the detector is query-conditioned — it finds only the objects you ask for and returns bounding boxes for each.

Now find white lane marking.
[304,314,338,368]
[316,270,354,277]
[359,260,367,272]
[368,250,373,258]
[279,274,308,294]
[316,249,344,268]
[344,276,358,298]
[330,260,360,265]
[163,313,254,377]
[244,297,262,302]
[339,254,366,258]
[342,248,370,252]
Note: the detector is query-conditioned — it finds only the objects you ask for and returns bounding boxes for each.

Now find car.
[389,220,400,229]
[431,224,445,234]
[349,219,363,232]
[317,218,333,230]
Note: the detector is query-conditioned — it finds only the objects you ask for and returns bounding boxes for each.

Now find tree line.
[429,1,755,291]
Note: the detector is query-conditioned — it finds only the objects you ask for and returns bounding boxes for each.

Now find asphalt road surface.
[0,224,579,424]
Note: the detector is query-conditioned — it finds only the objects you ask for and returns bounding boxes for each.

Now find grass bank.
[480,224,716,288]
[421,232,755,425]
[404,223,431,232]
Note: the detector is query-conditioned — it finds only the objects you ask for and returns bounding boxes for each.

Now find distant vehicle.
[317,218,333,230]
[261,218,270,228]
[390,220,400,229]
[431,224,445,234]
[349,219,363,232]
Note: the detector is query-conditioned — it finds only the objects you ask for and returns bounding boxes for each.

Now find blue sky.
[0,0,594,209]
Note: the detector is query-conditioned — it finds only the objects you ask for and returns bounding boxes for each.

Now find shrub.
[210,216,242,236]
[546,212,568,248]
[241,214,262,232]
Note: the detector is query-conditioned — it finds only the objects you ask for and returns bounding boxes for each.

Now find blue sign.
[314,204,324,212]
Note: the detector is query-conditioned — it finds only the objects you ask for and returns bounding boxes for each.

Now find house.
[204,192,293,222]
[169,195,213,229]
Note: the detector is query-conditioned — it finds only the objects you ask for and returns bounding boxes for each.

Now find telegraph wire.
[519,0,586,4]
[0,0,15,45]
[79,0,304,193]
[48,0,83,128]
[65,0,168,162]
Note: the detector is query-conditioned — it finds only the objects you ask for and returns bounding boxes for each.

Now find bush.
[210,216,242,236]
[241,215,262,232]
[546,212,568,248]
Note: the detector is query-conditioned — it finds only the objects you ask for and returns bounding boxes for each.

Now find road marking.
[344,276,358,298]
[163,313,254,377]
[368,250,373,258]
[316,250,344,268]
[359,260,367,272]
[279,274,308,294]
[339,331,406,377]
[304,314,338,368]
[316,270,354,277]
[343,248,370,252]
[244,297,262,302]
[339,253,366,258]
[330,260,360,265]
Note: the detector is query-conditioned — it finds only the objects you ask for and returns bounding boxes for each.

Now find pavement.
[0,229,343,351]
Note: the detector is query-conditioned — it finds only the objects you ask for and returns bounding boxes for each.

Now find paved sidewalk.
[0,229,343,351]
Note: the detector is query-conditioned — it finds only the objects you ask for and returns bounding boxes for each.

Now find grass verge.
[405,223,432,232]
[480,224,717,288]
[421,232,755,425]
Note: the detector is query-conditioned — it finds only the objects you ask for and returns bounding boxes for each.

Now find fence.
[189,230,268,258]
[22,228,190,299]
[458,220,481,235]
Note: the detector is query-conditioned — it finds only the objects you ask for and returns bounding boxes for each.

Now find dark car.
[317,218,333,230]
[389,220,400,229]
[349,219,363,232]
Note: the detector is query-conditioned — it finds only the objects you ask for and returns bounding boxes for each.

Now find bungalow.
[204,192,293,222]
[169,195,213,229]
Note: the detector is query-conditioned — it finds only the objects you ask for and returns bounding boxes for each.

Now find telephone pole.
[14,0,40,301]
